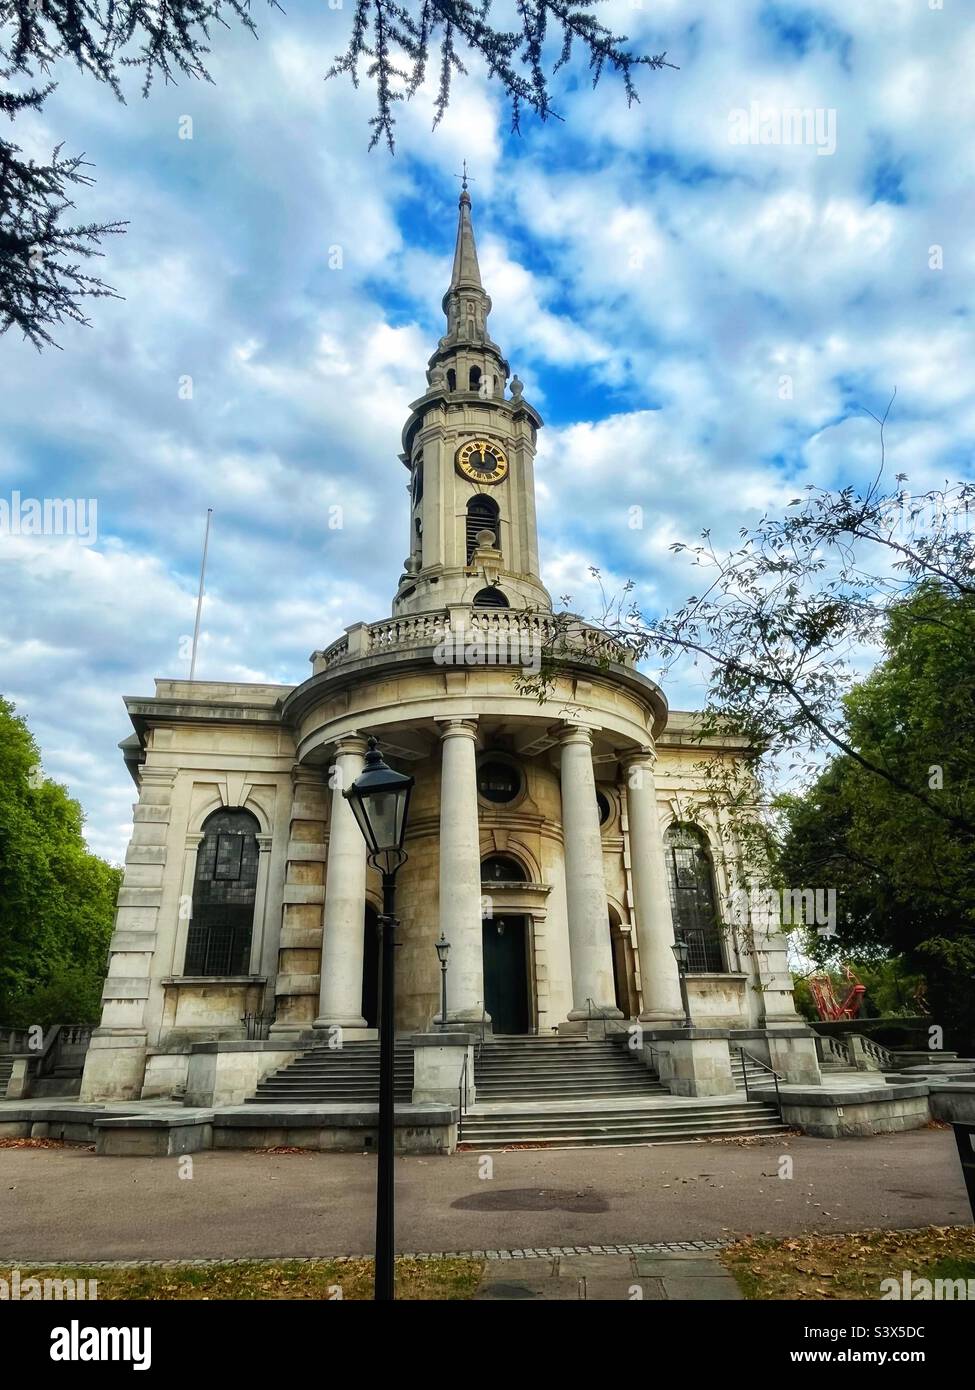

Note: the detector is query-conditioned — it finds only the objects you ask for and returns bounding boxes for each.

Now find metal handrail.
[585,997,616,1036]
[736,1046,785,1120]
[457,1052,469,1142]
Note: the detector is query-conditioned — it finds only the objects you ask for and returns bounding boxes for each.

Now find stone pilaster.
[623,748,684,1025]
[270,765,329,1037]
[81,766,176,1100]
[437,718,487,1024]
[558,726,621,1021]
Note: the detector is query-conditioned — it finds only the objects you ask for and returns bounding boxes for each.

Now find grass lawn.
[12,1258,484,1300]
[721,1225,975,1300]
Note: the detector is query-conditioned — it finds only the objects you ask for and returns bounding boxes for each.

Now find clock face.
[456,439,508,484]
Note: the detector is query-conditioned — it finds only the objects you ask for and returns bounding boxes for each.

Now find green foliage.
[0,696,120,1024]
[4,966,105,1028]
[780,586,975,1049]
[790,973,818,1023]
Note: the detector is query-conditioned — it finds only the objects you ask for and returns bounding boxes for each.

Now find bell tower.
[393,177,552,618]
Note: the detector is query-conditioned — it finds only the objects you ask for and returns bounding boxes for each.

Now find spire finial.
[455,160,474,200]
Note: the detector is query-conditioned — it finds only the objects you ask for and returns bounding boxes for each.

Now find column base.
[638,1008,685,1026]
[567,1004,623,1022]
[443,1007,492,1026]
[80,1030,148,1102]
[559,1014,627,1038]
[312,1014,369,1033]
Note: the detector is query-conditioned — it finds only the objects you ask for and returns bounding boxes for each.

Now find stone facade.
[81,184,814,1102]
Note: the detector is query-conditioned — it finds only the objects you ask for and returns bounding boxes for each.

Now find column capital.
[139,766,177,791]
[554,722,593,748]
[436,717,479,742]
[256,833,273,853]
[331,732,369,759]
[291,762,326,789]
[184,832,205,850]
[621,743,658,771]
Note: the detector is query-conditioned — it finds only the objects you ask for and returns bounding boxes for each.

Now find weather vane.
[455,159,475,191]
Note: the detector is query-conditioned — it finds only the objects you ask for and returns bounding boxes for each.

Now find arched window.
[469,366,482,392]
[472,586,508,608]
[446,368,456,391]
[185,808,260,975]
[664,823,724,971]
[481,854,527,882]
[466,495,499,562]
[411,461,423,505]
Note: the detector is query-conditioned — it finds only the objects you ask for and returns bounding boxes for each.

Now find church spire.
[432,174,507,383]
[394,175,549,621]
[449,182,483,295]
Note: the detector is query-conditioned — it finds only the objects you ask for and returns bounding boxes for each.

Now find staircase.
[475,1037,668,1102]
[0,1056,13,1098]
[457,1098,789,1149]
[460,1037,789,1149]
[730,1051,779,1094]
[246,1041,414,1104]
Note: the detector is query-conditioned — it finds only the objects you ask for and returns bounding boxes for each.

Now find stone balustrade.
[311,607,631,675]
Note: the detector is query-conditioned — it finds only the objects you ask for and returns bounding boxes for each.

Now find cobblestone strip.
[0,1239,728,1268]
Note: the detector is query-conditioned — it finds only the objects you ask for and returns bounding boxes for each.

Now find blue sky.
[1,0,973,862]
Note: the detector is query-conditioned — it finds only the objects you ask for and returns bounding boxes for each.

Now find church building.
[81,182,813,1104]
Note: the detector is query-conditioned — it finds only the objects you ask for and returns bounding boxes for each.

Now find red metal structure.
[809,965,866,1021]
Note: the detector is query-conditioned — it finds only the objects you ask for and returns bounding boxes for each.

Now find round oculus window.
[477,759,521,804]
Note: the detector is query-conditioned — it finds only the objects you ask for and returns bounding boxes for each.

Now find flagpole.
[189,508,213,681]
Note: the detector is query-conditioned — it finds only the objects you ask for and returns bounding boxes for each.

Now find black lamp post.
[671,937,693,1028]
[343,736,414,1302]
[435,931,450,1029]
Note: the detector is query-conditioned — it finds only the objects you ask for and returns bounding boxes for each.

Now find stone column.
[437,719,487,1024]
[314,735,368,1030]
[624,748,684,1025]
[558,726,621,1020]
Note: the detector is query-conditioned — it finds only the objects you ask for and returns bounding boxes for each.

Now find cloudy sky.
[1,0,973,863]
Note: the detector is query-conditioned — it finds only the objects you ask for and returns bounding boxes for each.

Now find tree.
[328,0,676,152]
[520,406,974,1036]
[1,0,674,348]
[778,586,975,1050]
[0,696,121,1024]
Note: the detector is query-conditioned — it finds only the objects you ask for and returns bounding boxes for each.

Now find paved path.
[0,1129,968,1262]
[474,1250,742,1300]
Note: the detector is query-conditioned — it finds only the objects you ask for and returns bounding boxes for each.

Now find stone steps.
[247,1042,414,1104]
[473,1037,666,1103]
[0,1057,13,1096]
[458,1036,789,1148]
[458,1102,788,1149]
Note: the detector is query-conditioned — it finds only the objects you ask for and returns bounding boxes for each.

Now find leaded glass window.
[665,823,724,972]
[184,809,260,975]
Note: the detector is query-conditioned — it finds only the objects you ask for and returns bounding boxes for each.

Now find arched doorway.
[608,906,637,1018]
[361,903,379,1029]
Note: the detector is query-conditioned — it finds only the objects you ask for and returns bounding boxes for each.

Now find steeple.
[449,183,483,295]
[429,179,508,385]
[393,178,550,621]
